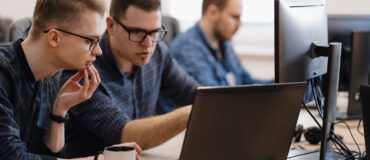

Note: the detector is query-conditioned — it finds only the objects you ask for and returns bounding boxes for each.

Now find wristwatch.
[49,112,69,123]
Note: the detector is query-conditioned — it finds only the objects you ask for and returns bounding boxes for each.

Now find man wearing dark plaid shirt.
[59,0,199,158]
[0,0,109,159]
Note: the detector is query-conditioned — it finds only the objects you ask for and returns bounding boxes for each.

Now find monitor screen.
[328,15,370,91]
[275,0,328,83]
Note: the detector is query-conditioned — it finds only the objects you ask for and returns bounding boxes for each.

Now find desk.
[139,108,365,160]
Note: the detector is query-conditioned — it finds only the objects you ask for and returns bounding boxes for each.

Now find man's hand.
[53,64,100,117]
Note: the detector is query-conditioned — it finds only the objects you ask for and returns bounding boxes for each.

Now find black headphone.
[294,125,322,144]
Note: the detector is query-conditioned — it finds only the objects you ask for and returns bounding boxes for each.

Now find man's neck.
[21,37,61,81]
[116,57,134,74]
[199,18,220,50]
[108,35,134,74]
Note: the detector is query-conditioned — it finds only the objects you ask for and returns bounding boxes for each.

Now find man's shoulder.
[0,42,16,63]
[173,26,202,45]
[0,45,17,100]
[170,26,207,53]
[0,42,17,78]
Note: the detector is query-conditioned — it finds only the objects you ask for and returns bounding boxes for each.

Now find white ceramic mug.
[94,146,136,160]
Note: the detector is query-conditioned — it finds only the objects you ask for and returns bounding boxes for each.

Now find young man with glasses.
[59,0,199,158]
[0,0,141,159]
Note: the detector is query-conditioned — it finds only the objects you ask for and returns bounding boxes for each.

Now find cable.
[312,79,324,118]
[358,119,364,136]
[301,79,363,159]
[311,82,357,159]
[334,121,361,159]
[343,153,361,160]
[332,139,347,157]
[302,100,322,129]
[302,97,353,158]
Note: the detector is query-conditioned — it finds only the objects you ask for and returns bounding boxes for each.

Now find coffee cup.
[94,146,136,160]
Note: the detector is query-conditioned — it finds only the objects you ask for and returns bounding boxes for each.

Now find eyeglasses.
[113,17,168,43]
[43,28,101,51]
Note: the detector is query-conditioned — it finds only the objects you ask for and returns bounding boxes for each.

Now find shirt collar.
[13,38,36,82]
[195,23,227,59]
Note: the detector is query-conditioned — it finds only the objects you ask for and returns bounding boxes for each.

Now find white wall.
[0,0,172,20]
[0,0,37,20]
[327,0,370,15]
[2,0,370,21]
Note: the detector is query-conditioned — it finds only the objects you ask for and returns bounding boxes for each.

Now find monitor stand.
[289,42,343,160]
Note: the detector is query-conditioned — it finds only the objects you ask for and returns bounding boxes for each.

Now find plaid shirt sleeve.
[61,70,129,146]
[0,69,56,160]
[158,42,199,106]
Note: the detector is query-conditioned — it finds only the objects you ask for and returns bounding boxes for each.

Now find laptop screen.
[179,82,307,160]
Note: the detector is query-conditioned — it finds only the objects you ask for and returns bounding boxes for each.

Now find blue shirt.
[157,23,273,114]
[60,33,199,158]
[0,39,61,160]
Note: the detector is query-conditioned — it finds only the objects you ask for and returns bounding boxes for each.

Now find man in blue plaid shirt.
[157,0,274,113]
[59,0,199,158]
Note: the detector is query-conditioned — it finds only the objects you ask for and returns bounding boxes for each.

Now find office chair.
[8,17,32,42]
[162,15,180,46]
[0,17,13,44]
[7,16,180,45]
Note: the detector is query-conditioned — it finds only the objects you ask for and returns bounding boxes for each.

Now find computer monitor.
[328,15,370,120]
[328,15,370,91]
[275,0,328,83]
[339,31,370,119]
[275,0,343,159]
[274,0,328,106]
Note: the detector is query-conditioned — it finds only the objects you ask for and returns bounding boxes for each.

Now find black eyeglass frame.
[43,28,101,51]
[113,17,168,43]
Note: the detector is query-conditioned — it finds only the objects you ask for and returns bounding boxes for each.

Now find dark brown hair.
[110,0,161,17]
[202,0,230,15]
[32,0,105,32]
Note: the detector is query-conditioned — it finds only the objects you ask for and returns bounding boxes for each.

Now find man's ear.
[106,16,115,35]
[206,4,221,21]
[46,29,59,48]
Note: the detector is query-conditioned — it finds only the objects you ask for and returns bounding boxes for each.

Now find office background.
[1,0,369,80]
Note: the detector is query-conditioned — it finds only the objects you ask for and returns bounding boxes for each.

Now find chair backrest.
[162,15,180,46]
[0,17,13,44]
[8,17,32,42]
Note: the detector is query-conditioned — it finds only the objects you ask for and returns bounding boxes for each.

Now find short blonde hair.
[32,0,105,34]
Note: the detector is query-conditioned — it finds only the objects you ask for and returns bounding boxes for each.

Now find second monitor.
[275,0,345,159]
[328,15,370,119]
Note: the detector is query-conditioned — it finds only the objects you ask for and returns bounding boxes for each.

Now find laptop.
[179,82,307,160]
[361,84,370,160]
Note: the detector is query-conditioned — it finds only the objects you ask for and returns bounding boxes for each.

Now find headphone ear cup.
[304,126,322,144]
[293,124,304,142]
